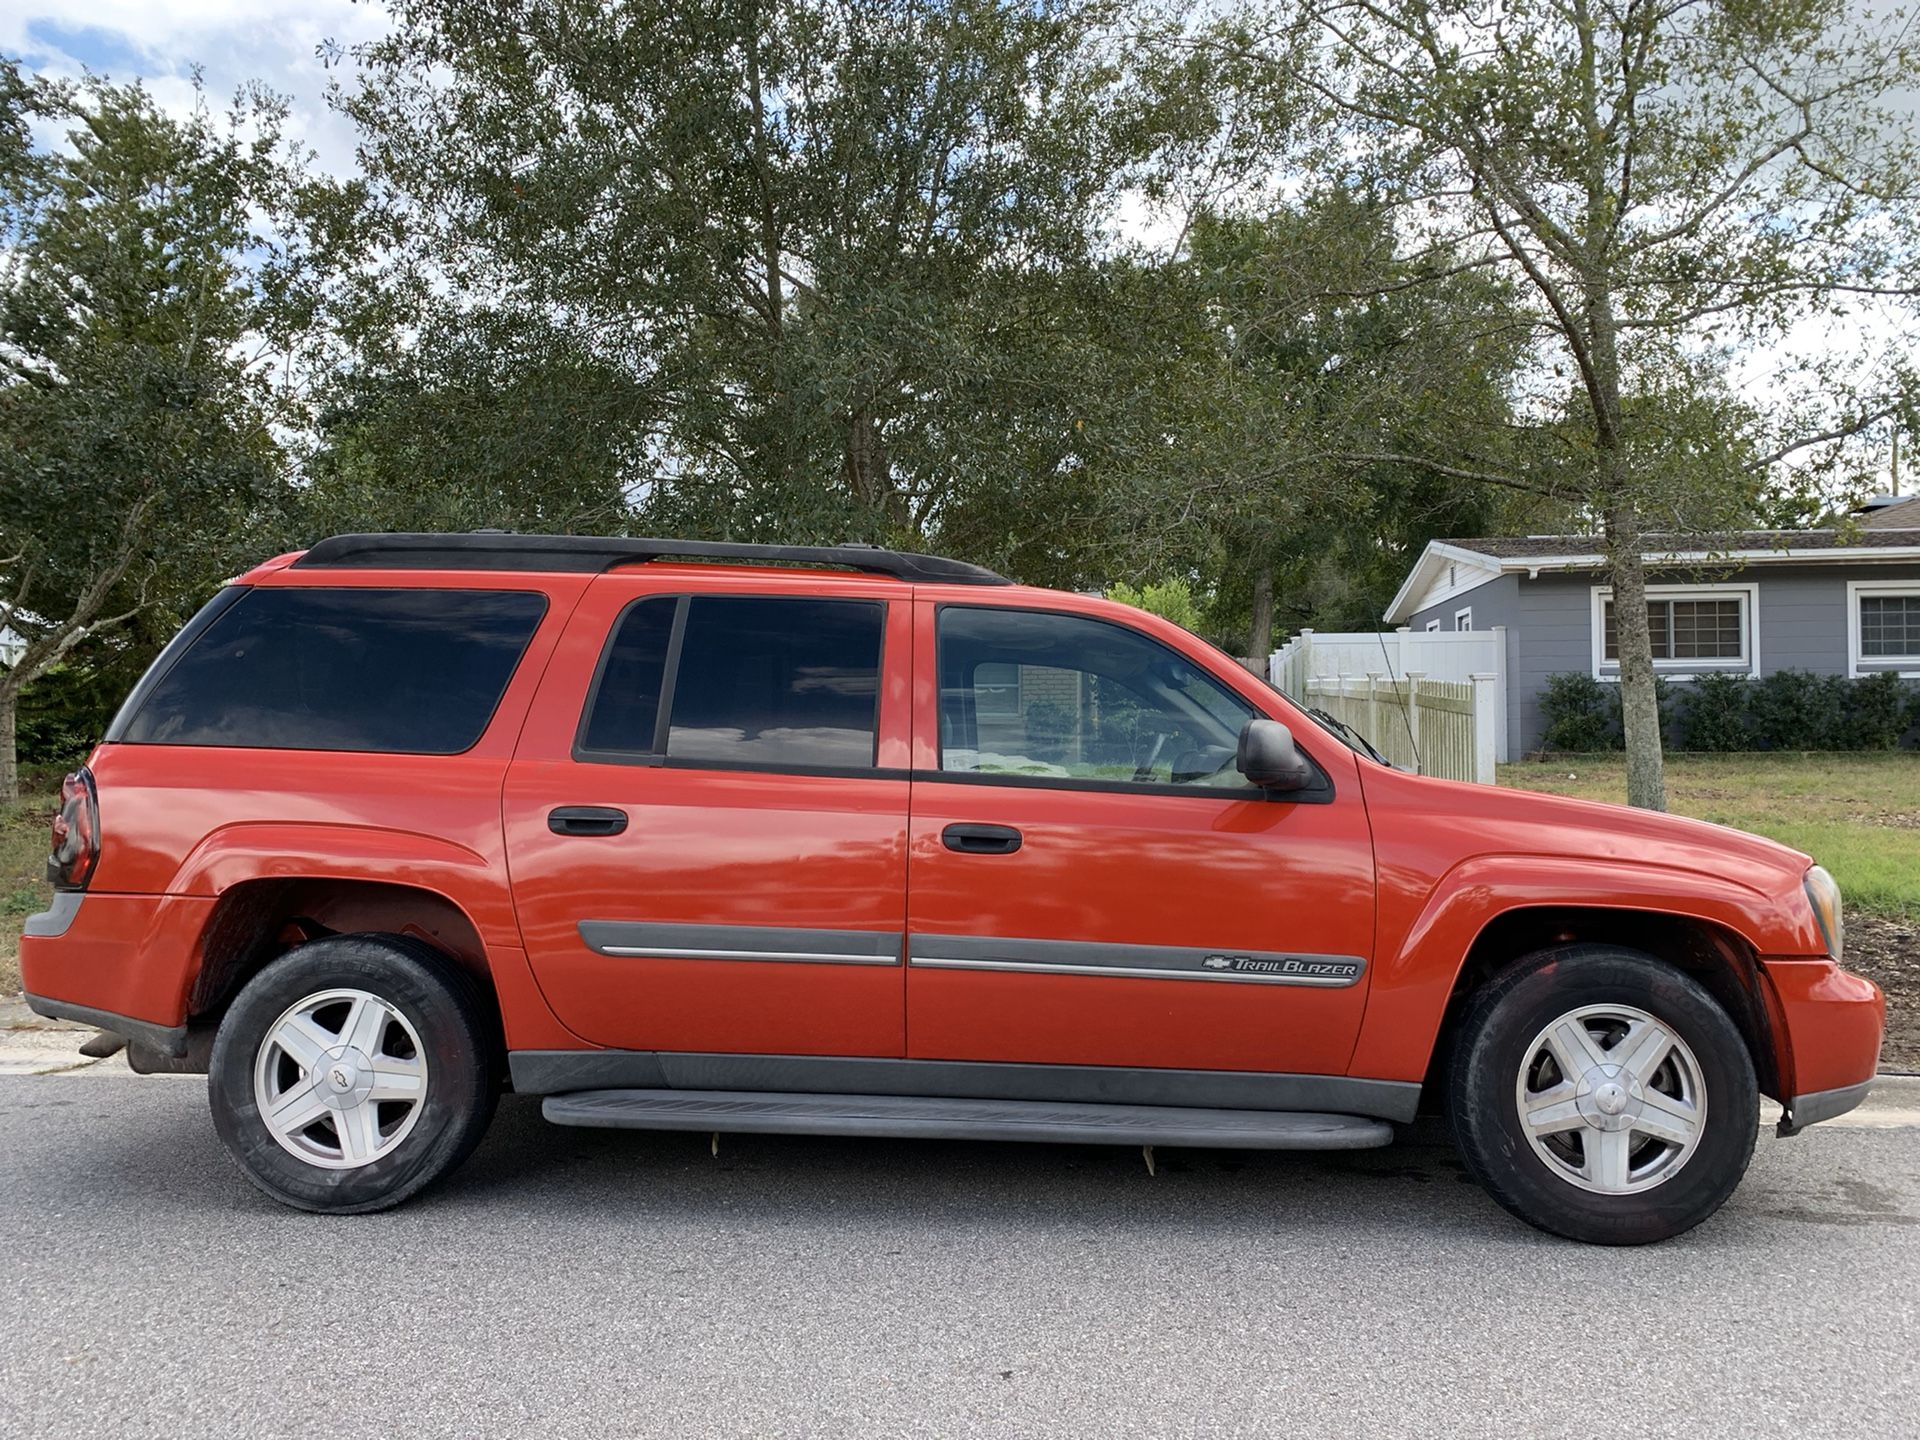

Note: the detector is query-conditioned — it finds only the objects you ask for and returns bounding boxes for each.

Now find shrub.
[1749,669,1848,751]
[1104,578,1204,635]
[1844,670,1910,750]
[1682,672,1751,751]
[1540,672,1619,751]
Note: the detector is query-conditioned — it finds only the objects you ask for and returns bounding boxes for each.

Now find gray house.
[1384,496,1920,754]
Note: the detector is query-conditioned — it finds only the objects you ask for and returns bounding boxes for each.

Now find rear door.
[905,599,1375,1078]
[503,572,912,1055]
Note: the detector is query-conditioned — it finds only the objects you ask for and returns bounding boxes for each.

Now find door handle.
[549,806,629,837]
[942,823,1022,855]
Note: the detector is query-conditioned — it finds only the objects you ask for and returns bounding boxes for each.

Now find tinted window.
[578,598,677,754]
[122,588,546,753]
[667,597,883,769]
[938,607,1255,790]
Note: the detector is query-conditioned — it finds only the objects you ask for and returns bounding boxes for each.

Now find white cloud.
[4,0,389,177]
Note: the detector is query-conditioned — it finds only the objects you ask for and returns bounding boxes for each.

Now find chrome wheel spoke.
[269,1013,335,1070]
[1612,1018,1673,1085]
[368,1060,425,1103]
[1521,1083,1585,1135]
[266,1076,330,1133]
[1547,1020,1609,1080]
[341,993,391,1058]
[1633,1088,1703,1148]
[335,1100,382,1165]
[1586,1128,1633,1190]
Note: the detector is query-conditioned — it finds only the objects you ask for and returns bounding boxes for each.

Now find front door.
[906,601,1375,1077]
[504,575,913,1056]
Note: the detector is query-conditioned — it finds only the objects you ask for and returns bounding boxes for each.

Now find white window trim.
[1589,583,1760,680]
[1454,607,1473,632]
[1424,619,1441,633]
[1846,579,1920,678]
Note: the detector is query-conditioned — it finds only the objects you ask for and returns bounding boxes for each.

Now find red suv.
[21,534,1883,1242]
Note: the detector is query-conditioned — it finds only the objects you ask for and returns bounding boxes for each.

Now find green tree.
[1234,0,1920,808]
[0,66,306,798]
[336,0,1235,551]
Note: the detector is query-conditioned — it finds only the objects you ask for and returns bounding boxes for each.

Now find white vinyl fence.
[1269,628,1506,784]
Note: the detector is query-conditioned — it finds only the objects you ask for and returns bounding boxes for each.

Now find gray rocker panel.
[542,1089,1396,1150]
[508,1051,1422,1123]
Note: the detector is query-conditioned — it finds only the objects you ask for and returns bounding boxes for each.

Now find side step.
[541,1089,1395,1150]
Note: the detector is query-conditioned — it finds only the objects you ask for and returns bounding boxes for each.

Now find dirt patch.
[1844,914,1920,1073]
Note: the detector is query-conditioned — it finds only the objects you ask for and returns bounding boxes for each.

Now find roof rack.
[293,532,1012,586]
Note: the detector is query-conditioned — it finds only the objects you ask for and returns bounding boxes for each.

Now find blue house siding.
[1411,562,1920,753]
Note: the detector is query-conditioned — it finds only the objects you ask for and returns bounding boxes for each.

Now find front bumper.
[1761,957,1885,1137]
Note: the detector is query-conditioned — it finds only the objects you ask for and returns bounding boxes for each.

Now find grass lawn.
[1500,752,1920,920]
[0,779,59,996]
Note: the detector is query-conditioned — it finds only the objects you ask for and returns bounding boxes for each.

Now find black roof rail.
[293,532,1013,586]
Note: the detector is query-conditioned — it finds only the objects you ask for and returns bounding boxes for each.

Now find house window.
[1454,608,1473,632]
[1425,620,1441,633]
[1860,596,1920,657]
[1848,582,1920,674]
[1591,585,1755,675]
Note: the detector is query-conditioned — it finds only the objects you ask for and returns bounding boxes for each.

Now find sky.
[2,0,385,177]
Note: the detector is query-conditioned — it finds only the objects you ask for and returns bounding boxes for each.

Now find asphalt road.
[2,1073,1916,1440]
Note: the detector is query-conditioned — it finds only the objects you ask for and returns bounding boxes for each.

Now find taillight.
[48,767,100,891]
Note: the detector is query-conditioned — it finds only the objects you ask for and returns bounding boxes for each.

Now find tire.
[1448,944,1758,1245]
[208,933,498,1214]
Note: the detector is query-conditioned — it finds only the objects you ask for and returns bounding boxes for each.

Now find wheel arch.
[188,876,496,1027]
[1414,905,1785,1110]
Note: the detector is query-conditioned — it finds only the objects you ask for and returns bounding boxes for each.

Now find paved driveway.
[2,1073,1916,1439]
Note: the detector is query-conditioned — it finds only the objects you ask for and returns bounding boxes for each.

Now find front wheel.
[208,934,498,1213]
[1449,945,1758,1245]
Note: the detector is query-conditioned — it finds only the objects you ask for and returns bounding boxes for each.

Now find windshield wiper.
[1306,707,1389,766]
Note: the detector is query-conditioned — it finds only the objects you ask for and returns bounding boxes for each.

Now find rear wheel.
[208,934,496,1213]
[1449,945,1758,1245]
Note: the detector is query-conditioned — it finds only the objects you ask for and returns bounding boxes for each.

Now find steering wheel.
[1132,731,1170,782]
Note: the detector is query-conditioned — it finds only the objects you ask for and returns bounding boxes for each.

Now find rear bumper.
[1761,958,1885,1136]
[18,891,213,1057]
[21,992,189,1057]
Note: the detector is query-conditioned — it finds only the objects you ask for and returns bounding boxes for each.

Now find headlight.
[1803,864,1844,962]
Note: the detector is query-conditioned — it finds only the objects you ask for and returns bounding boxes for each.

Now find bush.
[1540,672,1619,751]
[10,660,126,766]
[1104,578,1204,635]
[1844,670,1910,750]
[1749,670,1849,751]
[1681,672,1750,751]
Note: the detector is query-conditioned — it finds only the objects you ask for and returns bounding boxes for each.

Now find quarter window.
[936,607,1256,790]
[121,587,547,753]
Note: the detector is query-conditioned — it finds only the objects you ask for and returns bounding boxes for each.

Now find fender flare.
[1348,853,1814,1083]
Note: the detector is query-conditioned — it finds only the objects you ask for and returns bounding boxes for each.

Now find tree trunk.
[1603,502,1667,812]
[0,684,17,805]
[1248,555,1276,661]
[843,406,908,540]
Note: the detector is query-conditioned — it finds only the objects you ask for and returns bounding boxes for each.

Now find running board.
[540,1089,1396,1150]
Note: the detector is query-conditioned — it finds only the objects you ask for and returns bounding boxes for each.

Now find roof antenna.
[1375,628,1423,775]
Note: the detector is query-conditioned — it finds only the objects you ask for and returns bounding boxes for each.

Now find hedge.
[1538,669,1919,753]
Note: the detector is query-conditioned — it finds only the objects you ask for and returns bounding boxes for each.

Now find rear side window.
[578,596,885,771]
[120,588,547,754]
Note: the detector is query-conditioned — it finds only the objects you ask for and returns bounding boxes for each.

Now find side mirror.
[1237,718,1314,792]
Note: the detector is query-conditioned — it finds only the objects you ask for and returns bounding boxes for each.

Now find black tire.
[208,933,498,1214]
[1448,944,1758,1245]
